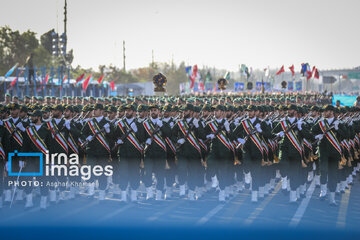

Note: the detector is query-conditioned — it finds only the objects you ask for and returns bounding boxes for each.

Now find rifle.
[236,128,258,150]
[112,119,136,151]
[143,124,161,153]
[80,127,106,149]
[204,120,226,144]
[175,118,194,150]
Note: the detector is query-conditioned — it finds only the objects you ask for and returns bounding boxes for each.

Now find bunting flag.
[82,74,92,91]
[5,63,19,78]
[276,65,285,75]
[110,81,115,91]
[301,63,312,80]
[314,68,320,79]
[10,77,18,87]
[76,73,85,84]
[205,71,212,83]
[97,75,104,84]
[44,74,49,84]
[289,65,295,76]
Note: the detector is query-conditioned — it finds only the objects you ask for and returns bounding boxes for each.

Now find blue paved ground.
[1,175,360,239]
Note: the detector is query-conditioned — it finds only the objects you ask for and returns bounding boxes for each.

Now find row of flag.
[3,64,115,91]
[275,63,320,80]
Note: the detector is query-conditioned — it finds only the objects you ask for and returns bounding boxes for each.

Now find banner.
[332,95,357,107]
[234,82,244,92]
[295,81,302,91]
[288,81,294,91]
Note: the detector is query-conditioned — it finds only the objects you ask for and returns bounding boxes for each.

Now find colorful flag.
[76,73,85,84]
[224,72,230,80]
[276,65,285,75]
[44,74,49,84]
[5,63,19,78]
[314,68,320,79]
[82,74,92,91]
[97,75,104,84]
[10,77,18,87]
[289,65,295,76]
[110,81,115,91]
[62,75,67,83]
[205,71,212,83]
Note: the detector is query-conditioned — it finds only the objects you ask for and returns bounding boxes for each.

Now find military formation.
[0,93,359,210]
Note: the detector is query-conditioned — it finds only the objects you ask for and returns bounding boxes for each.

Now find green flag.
[224,72,230,81]
[205,71,212,83]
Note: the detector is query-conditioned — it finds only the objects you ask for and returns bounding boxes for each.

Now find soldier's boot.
[300,184,306,197]
[245,173,251,189]
[287,179,291,191]
[224,186,230,198]
[296,188,301,200]
[25,193,33,209]
[340,181,346,193]
[4,189,11,204]
[289,191,297,203]
[179,184,186,197]
[88,182,95,197]
[40,196,47,210]
[314,175,321,187]
[251,191,258,203]
[336,183,341,195]
[347,175,353,185]
[237,181,244,192]
[275,170,281,179]
[307,171,314,182]
[130,190,137,202]
[264,183,270,196]
[319,184,327,200]
[120,190,127,202]
[329,192,338,206]
[15,189,24,201]
[270,179,275,191]
[205,181,212,191]
[165,187,173,199]
[195,186,202,199]
[146,187,154,200]
[49,190,57,203]
[259,187,265,199]
[155,190,163,201]
[69,187,76,200]
[113,184,121,196]
[98,190,105,201]
[188,190,195,201]
[219,190,225,202]
[211,176,218,188]
[281,177,288,195]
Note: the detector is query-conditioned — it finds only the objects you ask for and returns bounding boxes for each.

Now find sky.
[1,0,359,72]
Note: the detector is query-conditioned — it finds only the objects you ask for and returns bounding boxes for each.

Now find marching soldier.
[172,104,204,200]
[113,104,144,202]
[81,103,113,201]
[142,104,172,200]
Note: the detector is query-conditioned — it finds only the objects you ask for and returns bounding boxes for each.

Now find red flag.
[10,77,18,87]
[289,65,295,76]
[189,65,198,89]
[97,75,104,84]
[110,81,115,91]
[82,74,92,91]
[276,65,285,75]
[314,68,319,79]
[62,75,67,83]
[76,73,85,84]
[44,74,49,84]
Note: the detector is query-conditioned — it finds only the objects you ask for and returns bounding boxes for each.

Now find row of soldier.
[0,96,359,210]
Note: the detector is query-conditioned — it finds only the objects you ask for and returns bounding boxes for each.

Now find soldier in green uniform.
[81,103,113,201]
[113,104,144,202]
